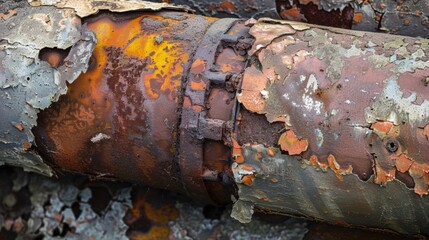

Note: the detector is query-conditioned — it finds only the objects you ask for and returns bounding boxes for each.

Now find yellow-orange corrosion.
[278,129,308,155]
[126,191,179,240]
[78,14,188,104]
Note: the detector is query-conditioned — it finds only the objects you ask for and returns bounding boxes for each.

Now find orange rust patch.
[279,6,307,22]
[190,80,207,90]
[409,162,429,196]
[190,58,206,75]
[22,142,31,149]
[327,155,353,181]
[271,178,279,183]
[308,155,319,168]
[241,164,254,171]
[267,147,278,157]
[15,123,23,131]
[232,138,244,163]
[255,152,263,160]
[371,121,394,139]
[191,105,203,112]
[182,96,192,108]
[218,1,238,14]
[242,174,255,186]
[374,167,396,186]
[394,154,414,173]
[237,66,268,113]
[278,129,308,155]
[353,12,363,23]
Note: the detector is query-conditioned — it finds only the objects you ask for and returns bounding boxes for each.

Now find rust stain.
[190,80,207,91]
[267,147,278,157]
[353,12,363,23]
[327,154,353,181]
[22,142,31,149]
[241,164,254,171]
[279,6,307,22]
[242,174,255,186]
[190,58,206,75]
[232,138,244,164]
[15,123,23,131]
[278,129,308,155]
[218,1,238,14]
[370,121,394,139]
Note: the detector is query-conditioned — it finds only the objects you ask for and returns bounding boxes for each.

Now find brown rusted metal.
[4,2,429,236]
[275,0,429,37]
[33,11,218,198]
[32,11,251,205]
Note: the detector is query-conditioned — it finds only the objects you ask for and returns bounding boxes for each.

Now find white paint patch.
[305,74,318,93]
[314,128,324,149]
[260,90,269,99]
[90,133,111,143]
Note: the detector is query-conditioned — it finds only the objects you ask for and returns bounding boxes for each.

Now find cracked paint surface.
[233,18,429,235]
[0,5,96,175]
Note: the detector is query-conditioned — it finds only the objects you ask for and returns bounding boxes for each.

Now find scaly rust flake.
[370,121,394,139]
[232,138,244,164]
[278,129,308,155]
[248,22,296,55]
[237,66,269,113]
[242,174,255,186]
[327,155,353,181]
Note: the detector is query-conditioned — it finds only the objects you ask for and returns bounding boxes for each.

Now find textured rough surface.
[28,0,192,17]
[156,0,280,19]
[233,18,429,235]
[276,0,429,37]
[0,5,96,175]
[0,166,312,239]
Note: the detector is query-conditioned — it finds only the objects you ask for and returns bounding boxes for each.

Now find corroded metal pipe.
[2,2,429,236]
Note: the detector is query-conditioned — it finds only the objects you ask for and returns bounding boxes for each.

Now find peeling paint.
[0,5,96,175]
[28,0,192,17]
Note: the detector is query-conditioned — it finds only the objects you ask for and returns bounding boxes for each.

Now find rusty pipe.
[2,4,429,236]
